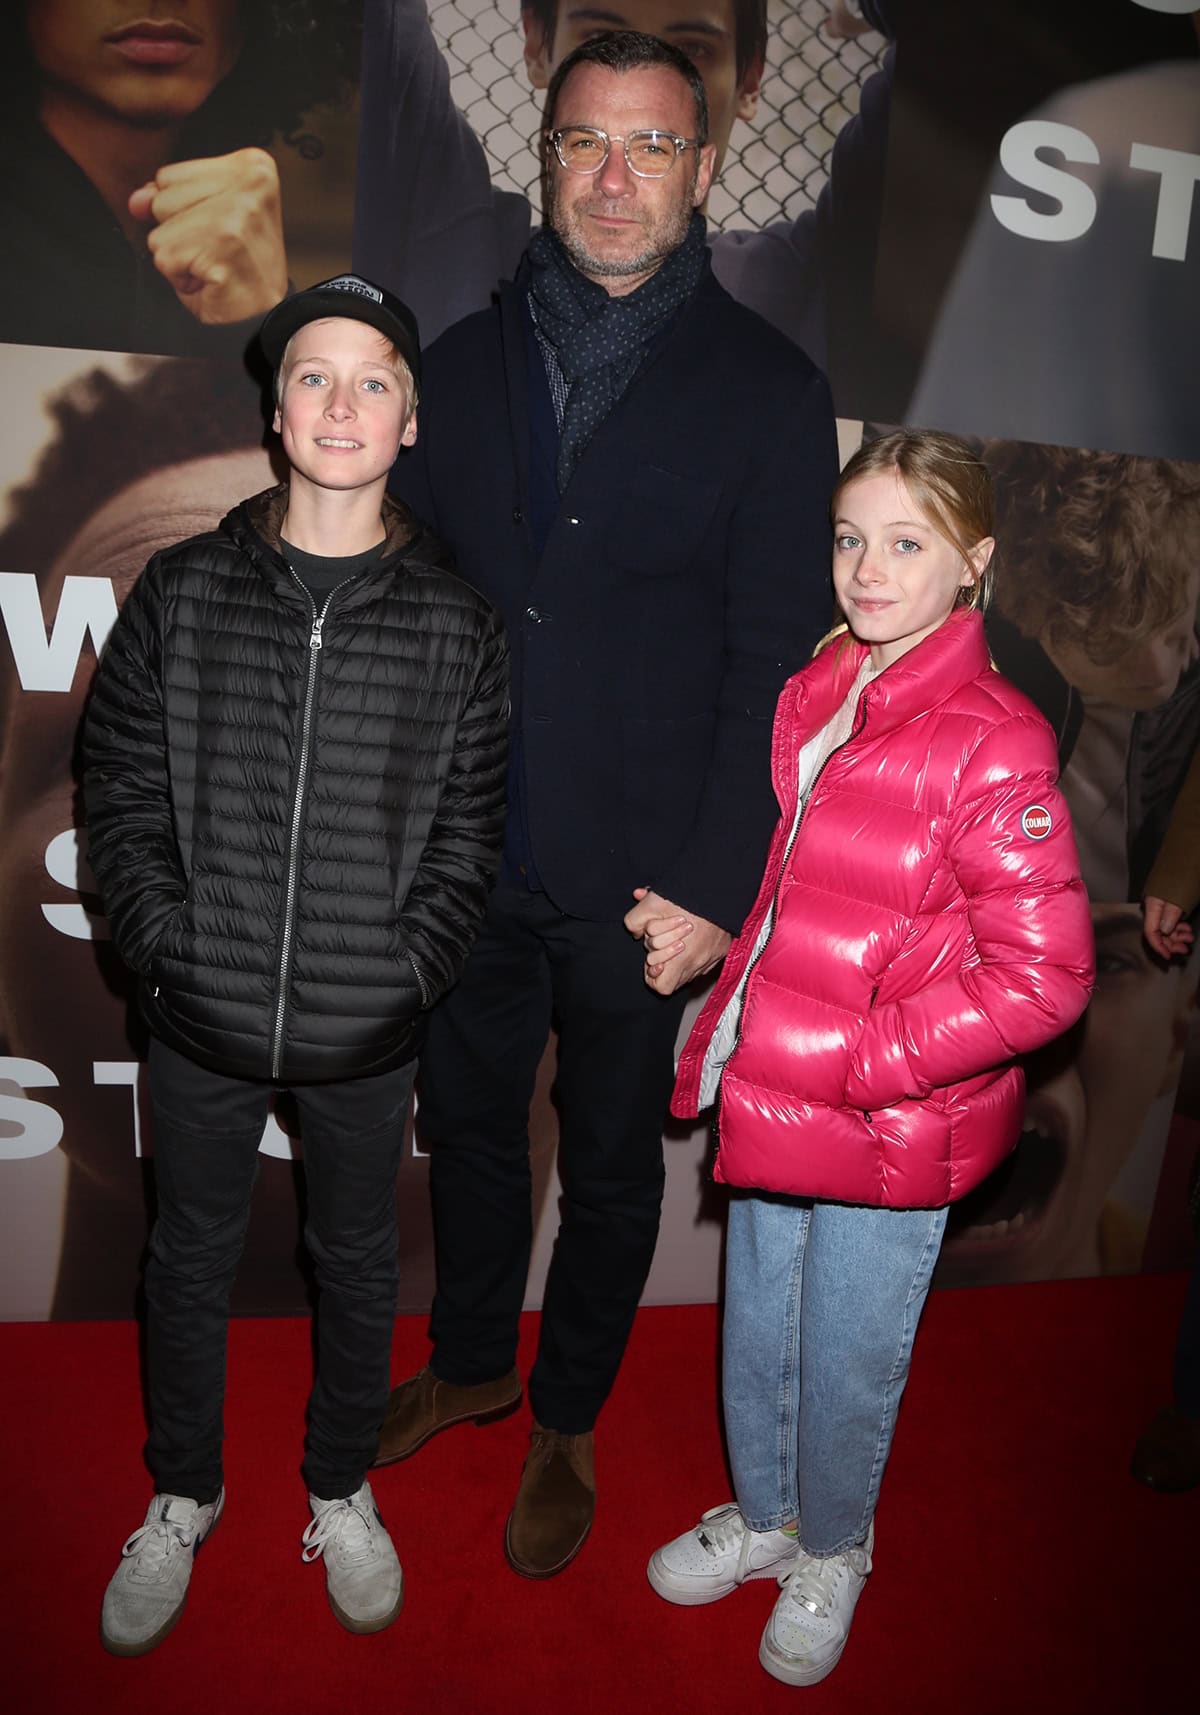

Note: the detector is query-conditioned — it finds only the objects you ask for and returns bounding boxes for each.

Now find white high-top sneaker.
[648,1503,799,1605]
[101,1489,225,1656]
[301,1481,403,1633]
[759,1522,874,1686]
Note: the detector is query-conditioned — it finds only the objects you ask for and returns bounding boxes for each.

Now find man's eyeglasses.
[545,126,700,179]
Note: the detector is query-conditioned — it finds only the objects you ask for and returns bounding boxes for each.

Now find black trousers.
[144,1037,415,1504]
[419,881,689,1432]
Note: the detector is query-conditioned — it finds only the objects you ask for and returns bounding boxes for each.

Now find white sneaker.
[100,1489,224,1656]
[759,1522,873,1686]
[301,1480,403,1634]
[647,1503,799,1606]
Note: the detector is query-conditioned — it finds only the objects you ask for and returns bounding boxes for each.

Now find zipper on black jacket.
[270,572,355,1082]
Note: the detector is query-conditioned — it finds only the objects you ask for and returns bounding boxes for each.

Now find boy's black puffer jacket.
[83,485,509,1084]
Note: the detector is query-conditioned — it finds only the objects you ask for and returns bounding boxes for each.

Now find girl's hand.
[624,887,730,992]
[642,911,694,974]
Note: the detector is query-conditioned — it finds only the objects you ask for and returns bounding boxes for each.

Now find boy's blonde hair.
[834,428,996,614]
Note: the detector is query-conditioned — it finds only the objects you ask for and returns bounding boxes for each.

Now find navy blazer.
[390,264,838,931]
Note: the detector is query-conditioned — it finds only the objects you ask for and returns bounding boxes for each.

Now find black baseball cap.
[258,275,421,385]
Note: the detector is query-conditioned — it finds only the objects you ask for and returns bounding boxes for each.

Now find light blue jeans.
[723,1192,948,1557]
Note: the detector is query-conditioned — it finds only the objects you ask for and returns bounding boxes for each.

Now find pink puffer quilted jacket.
[671,609,1095,1207]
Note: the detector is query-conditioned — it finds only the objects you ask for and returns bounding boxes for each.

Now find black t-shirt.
[280,537,385,600]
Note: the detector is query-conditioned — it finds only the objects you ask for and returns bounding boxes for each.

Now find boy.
[84,274,509,1652]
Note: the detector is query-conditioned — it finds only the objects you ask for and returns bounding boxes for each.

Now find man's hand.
[1143,895,1195,961]
[623,887,732,995]
[129,147,288,327]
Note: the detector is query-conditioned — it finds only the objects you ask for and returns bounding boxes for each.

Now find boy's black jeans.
[143,1036,414,1505]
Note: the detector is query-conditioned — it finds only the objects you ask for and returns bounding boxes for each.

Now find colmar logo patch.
[1020,804,1053,840]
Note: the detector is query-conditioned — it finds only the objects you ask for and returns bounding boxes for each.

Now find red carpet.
[3,1275,1193,1714]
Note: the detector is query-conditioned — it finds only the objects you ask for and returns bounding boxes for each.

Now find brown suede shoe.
[1131,1405,1200,1492]
[504,1424,595,1579]
[373,1364,522,1466]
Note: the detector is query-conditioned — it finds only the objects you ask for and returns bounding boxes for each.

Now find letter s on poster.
[0,1060,64,1159]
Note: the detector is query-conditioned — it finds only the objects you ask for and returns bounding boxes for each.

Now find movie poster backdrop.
[0,0,1196,1320]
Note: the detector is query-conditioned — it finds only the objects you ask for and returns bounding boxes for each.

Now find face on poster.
[935,435,1200,1284]
[27,1,244,123]
[522,0,766,178]
[0,2,363,356]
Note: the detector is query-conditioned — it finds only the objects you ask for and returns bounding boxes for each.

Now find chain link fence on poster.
[431,0,887,229]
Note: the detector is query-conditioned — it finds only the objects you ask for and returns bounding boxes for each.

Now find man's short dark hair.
[544,30,710,147]
[523,0,768,84]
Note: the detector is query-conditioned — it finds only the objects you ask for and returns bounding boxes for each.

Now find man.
[84,275,508,1650]
[353,0,894,354]
[0,1,359,355]
[377,30,838,1579]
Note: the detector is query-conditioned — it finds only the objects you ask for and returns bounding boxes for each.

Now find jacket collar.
[790,608,992,741]
[234,484,422,556]
[221,485,433,608]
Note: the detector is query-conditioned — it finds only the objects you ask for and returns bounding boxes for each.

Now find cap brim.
[259,291,420,383]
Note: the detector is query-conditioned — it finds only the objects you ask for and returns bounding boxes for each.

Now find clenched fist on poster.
[129,147,288,326]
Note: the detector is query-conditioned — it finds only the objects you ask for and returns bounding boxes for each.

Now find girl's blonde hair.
[834,428,996,614]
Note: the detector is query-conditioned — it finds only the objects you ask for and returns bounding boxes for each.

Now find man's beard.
[549,178,696,281]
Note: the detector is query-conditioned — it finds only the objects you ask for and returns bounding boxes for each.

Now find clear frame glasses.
[545,126,700,179]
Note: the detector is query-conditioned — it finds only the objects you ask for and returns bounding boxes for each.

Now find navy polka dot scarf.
[526,212,708,492]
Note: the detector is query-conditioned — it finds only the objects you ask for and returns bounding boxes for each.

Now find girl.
[644,430,1094,1686]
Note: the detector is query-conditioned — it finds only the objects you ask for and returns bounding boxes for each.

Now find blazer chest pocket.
[604,467,719,576]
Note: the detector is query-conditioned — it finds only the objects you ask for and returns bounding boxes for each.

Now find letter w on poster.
[0,574,117,692]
